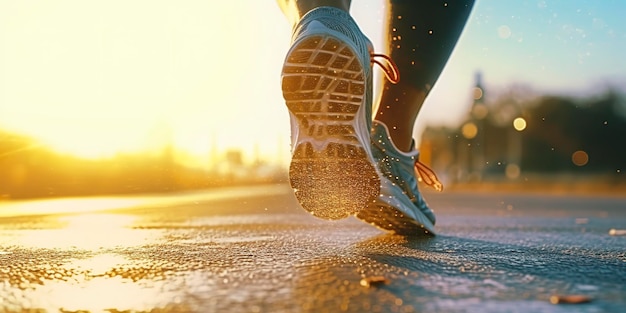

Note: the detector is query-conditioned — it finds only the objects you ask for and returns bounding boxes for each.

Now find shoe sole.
[357,188,436,236]
[357,204,435,236]
[281,35,379,220]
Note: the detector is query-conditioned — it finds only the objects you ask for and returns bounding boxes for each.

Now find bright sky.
[1,0,625,165]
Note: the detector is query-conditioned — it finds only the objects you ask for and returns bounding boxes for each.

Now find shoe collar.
[372,120,419,159]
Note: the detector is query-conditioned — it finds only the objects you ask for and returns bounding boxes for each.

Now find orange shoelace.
[415,160,443,192]
[371,52,443,192]
[370,54,400,84]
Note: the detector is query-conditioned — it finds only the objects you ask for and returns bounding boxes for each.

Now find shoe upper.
[292,7,372,68]
[370,120,437,225]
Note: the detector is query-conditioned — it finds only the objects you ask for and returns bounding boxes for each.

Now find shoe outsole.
[282,35,379,220]
[357,202,435,236]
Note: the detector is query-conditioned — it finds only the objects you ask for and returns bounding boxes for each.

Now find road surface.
[1,184,625,312]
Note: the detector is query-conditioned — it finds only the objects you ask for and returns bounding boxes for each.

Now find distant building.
[420,72,525,183]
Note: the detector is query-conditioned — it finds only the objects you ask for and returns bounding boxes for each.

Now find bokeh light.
[462,122,478,139]
[472,104,489,119]
[505,164,521,179]
[571,150,589,166]
[472,87,484,100]
[513,117,527,131]
[498,25,512,39]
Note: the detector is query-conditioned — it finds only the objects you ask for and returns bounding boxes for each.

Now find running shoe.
[281,7,379,220]
[357,120,443,236]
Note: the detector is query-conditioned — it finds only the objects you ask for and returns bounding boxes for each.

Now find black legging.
[386,0,475,93]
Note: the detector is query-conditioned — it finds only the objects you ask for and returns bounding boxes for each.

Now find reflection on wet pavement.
[1,185,625,312]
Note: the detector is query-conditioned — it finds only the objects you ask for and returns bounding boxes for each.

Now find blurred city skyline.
[2,71,624,200]
[1,0,625,162]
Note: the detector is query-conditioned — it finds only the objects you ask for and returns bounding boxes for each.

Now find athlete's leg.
[356,0,475,235]
[375,0,475,152]
[276,0,351,27]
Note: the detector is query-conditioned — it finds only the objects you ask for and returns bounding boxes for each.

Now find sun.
[0,1,292,163]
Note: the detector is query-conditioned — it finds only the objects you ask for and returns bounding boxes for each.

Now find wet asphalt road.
[0,184,625,313]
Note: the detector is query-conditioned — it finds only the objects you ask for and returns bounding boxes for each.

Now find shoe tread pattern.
[357,203,434,236]
[282,36,379,220]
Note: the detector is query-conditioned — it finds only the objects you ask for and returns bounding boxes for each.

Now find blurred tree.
[522,89,626,173]
[422,86,626,182]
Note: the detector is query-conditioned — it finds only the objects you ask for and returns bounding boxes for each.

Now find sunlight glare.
[70,253,130,277]
[0,197,147,218]
[14,213,158,250]
[0,1,292,162]
[27,275,170,313]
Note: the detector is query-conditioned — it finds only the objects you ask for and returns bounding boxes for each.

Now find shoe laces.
[370,53,441,191]
[370,54,400,84]
[414,160,443,192]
